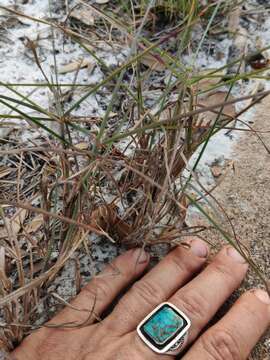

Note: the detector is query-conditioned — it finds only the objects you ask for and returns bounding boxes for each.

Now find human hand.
[11,239,270,360]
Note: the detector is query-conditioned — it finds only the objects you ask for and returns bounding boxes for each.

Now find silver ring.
[136,302,191,355]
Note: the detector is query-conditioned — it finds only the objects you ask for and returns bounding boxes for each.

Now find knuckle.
[212,260,235,284]
[169,245,205,275]
[177,290,209,322]
[170,250,193,274]
[81,285,97,300]
[237,297,265,332]
[131,279,165,307]
[83,279,112,301]
[200,328,241,360]
[96,280,112,299]
[36,333,71,359]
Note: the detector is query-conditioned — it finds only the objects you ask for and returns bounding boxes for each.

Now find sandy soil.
[202,97,270,359]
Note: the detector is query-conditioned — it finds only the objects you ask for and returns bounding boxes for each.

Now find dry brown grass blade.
[162,90,270,124]
[121,161,187,211]
[0,246,12,291]
[89,203,131,238]
[140,52,166,71]
[0,230,90,307]
[1,0,270,352]
[0,146,91,156]
[0,166,13,179]
[0,201,104,235]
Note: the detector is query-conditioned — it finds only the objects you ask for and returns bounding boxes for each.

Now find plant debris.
[0,0,269,355]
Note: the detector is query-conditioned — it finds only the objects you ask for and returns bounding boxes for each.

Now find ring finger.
[105,238,209,334]
[131,245,248,358]
[168,246,248,346]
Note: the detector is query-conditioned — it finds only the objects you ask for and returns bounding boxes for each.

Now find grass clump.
[0,0,269,351]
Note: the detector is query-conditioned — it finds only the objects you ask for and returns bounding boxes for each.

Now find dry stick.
[25,37,51,88]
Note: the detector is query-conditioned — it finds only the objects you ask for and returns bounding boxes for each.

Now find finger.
[169,246,248,345]
[183,289,270,360]
[12,248,150,360]
[106,238,209,334]
[51,248,150,325]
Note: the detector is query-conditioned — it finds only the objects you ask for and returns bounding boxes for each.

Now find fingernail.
[133,248,149,264]
[189,239,208,258]
[227,247,246,264]
[254,289,270,305]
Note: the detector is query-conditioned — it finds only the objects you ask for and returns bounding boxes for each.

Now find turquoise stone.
[143,305,184,345]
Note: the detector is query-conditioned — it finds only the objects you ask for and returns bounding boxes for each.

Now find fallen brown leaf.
[11,208,28,236]
[95,0,110,3]
[58,59,94,74]
[228,6,240,34]
[70,7,95,26]
[140,53,166,71]
[88,204,131,238]
[196,91,236,127]
[89,204,117,232]
[25,214,43,234]
[194,69,226,93]
[0,208,28,240]
[74,142,89,150]
[211,165,223,178]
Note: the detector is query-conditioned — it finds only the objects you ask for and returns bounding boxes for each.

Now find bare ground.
[201,97,270,359]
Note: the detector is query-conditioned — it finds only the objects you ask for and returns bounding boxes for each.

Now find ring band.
[136,302,191,355]
[165,331,188,355]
